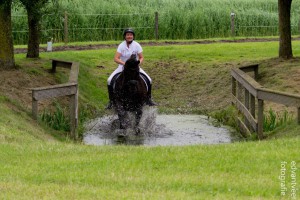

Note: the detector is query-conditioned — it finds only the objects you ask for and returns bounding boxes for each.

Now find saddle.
[111,72,149,91]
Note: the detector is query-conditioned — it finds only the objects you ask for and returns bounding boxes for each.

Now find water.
[83,108,238,146]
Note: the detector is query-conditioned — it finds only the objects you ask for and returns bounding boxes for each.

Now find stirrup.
[146,98,158,106]
[106,101,113,109]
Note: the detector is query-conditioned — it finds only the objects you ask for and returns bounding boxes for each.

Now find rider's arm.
[138,52,144,65]
[114,52,125,65]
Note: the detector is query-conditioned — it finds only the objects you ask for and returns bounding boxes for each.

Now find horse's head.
[123,54,140,79]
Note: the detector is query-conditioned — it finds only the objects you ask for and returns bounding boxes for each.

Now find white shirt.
[117,40,143,67]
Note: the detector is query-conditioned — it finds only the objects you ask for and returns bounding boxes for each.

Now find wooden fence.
[231,64,300,139]
[32,59,79,139]
[54,11,159,44]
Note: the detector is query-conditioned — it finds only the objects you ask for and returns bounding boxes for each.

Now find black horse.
[112,54,148,133]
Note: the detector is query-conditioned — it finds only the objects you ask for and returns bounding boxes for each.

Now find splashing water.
[83,107,238,146]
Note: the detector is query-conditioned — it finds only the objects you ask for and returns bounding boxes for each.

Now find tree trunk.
[278,0,293,59]
[26,8,40,58]
[0,1,15,69]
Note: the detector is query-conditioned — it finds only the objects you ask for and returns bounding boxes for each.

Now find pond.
[83,108,239,146]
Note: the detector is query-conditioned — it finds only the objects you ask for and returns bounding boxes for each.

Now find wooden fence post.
[231,12,235,37]
[75,89,78,127]
[244,90,250,129]
[70,93,76,139]
[32,97,38,120]
[51,60,57,73]
[254,65,259,80]
[298,107,300,125]
[237,82,243,101]
[64,11,68,44]
[232,77,236,97]
[298,19,300,35]
[257,99,264,139]
[155,11,159,40]
[250,94,255,118]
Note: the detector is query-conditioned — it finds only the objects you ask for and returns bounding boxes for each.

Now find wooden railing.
[231,64,300,139]
[32,59,79,139]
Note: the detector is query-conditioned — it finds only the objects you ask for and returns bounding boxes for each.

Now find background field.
[12,0,300,44]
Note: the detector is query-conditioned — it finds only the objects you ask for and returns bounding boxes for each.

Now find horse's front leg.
[135,108,143,134]
[115,104,126,129]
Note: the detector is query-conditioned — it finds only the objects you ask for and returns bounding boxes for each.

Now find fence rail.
[231,64,300,139]
[32,59,79,139]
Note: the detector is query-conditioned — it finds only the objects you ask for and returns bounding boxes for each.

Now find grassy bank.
[13,39,300,132]
[0,94,299,199]
[0,40,299,199]
[15,39,300,113]
[11,39,300,138]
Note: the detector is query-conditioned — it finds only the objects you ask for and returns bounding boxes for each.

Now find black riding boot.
[106,85,114,109]
[146,84,158,106]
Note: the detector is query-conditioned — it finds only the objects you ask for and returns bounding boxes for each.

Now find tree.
[19,0,48,58]
[278,0,293,59]
[0,0,15,69]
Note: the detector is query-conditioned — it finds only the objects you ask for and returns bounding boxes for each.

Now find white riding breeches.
[107,65,152,85]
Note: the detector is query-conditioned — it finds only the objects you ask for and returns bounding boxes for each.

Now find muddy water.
[83,108,239,146]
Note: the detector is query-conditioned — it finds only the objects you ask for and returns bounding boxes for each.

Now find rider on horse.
[106,28,158,109]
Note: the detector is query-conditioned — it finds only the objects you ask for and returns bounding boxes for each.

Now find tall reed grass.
[12,0,300,44]
[41,102,70,132]
[263,108,294,132]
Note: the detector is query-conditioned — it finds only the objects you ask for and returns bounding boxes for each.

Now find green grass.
[0,95,58,144]
[0,94,299,199]
[13,35,294,49]
[0,106,299,199]
[2,40,299,199]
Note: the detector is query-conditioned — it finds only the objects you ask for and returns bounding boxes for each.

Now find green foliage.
[41,102,70,132]
[11,0,300,44]
[210,106,239,129]
[263,108,294,132]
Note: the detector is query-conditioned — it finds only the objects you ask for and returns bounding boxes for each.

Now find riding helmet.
[123,28,135,38]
